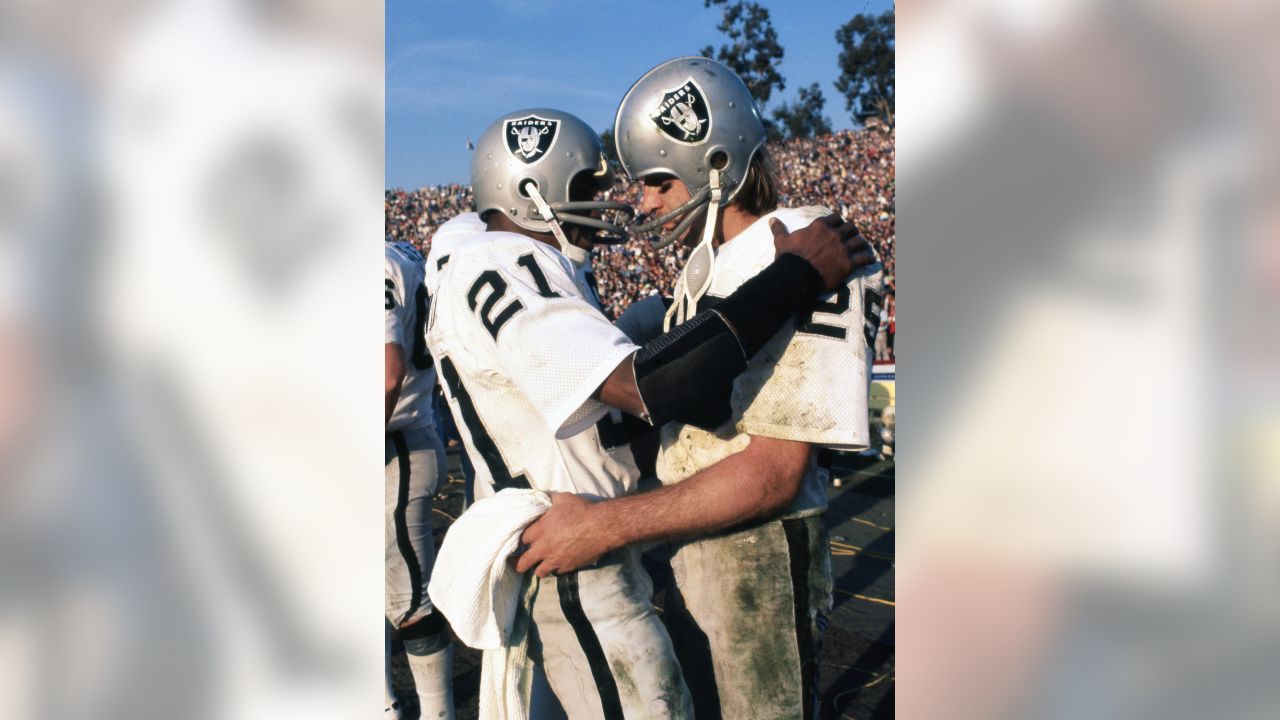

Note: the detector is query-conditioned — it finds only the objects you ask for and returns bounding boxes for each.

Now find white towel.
[477,579,537,720]
[428,488,551,648]
[428,488,552,720]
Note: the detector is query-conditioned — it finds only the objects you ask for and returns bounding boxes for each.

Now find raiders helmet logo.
[504,115,560,163]
[649,78,711,145]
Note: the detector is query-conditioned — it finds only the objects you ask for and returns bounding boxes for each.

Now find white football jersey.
[424,212,486,296]
[426,230,641,501]
[572,256,605,315]
[385,241,437,432]
[655,206,885,518]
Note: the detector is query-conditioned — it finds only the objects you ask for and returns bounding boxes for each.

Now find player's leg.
[530,548,693,720]
[386,428,455,720]
[385,618,404,719]
[648,545,722,718]
[671,516,833,720]
[784,515,835,719]
[385,437,409,717]
[400,612,454,720]
[527,661,568,720]
[459,449,476,509]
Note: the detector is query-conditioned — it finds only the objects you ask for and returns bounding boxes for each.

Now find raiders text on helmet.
[614,57,766,247]
[650,79,711,145]
[472,108,633,244]
[505,115,559,162]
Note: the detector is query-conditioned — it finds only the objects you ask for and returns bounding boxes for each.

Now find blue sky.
[386,0,895,189]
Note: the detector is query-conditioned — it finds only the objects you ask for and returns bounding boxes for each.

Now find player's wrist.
[771,252,828,304]
[591,500,632,552]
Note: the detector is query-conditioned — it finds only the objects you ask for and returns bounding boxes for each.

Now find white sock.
[406,642,455,720]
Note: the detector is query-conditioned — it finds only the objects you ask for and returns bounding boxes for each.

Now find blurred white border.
[899,0,1280,717]
[1,1,384,718]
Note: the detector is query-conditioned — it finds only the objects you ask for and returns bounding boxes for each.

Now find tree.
[599,127,619,166]
[764,120,784,145]
[700,0,785,109]
[770,83,833,141]
[834,11,894,127]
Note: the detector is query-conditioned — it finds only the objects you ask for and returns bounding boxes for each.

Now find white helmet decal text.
[649,78,711,144]
[504,115,560,163]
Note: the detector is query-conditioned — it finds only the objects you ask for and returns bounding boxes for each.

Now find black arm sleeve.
[712,252,825,356]
[632,253,827,427]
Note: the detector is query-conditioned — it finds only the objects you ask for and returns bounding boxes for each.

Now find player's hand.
[771,214,875,292]
[515,492,612,578]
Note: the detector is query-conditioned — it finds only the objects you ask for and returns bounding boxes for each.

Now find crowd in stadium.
[385,127,895,357]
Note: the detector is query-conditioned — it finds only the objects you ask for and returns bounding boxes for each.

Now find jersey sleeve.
[384,254,409,346]
[613,294,668,344]
[731,264,885,450]
[455,244,639,438]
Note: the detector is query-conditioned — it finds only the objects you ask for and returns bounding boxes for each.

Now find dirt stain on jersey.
[672,524,804,719]
[609,646,691,718]
[732,332,839,436]
[606,552,694,717]
[609,655,639,708]
[723,537,803,719]
[656,421,748,484]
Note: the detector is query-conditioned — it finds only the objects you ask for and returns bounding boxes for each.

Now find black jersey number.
[468,272,524,340]
[411,285,432,370]
[466,253,562,340]
[797,286,851,340]
[389,277,431,370]
[517,253,560,298]
[438,356,530,492]
[861,287,884,349]
[796,286,884,348]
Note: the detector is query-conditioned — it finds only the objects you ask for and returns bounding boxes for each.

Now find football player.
[385,239,455,720]
[516,57,885,720]
[427,107,865,719]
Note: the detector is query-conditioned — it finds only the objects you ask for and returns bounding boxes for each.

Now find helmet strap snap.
[525,181,579,262]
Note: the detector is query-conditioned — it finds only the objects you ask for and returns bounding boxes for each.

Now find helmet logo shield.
[504,115,560,163]
[649,78,711,145]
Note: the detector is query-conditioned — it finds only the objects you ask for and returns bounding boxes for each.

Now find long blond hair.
[731,146,780,217]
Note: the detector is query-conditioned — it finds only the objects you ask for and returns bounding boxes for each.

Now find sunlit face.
[640,173,702,247]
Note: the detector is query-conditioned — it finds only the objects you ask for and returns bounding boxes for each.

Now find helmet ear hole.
[517,178,538,199]
[709,150,729,170]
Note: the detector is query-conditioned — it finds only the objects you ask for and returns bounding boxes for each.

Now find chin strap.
[525,182,581,262]
[663,168,722,331]
[560,240,591,269]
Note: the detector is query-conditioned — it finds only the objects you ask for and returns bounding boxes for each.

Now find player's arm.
[385,343,405,427]
[384,255,410,428]
[597,215,872,425]
[516,435,809,577]
[612,294,667,344]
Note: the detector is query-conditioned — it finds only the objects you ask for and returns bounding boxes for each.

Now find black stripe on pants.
[783,518,819,720]
[391,431,423,624]
[647,548,721,719]
[557,572,625,720]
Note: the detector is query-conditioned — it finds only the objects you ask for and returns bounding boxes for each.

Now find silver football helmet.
[471,108,633,252]
[614,57,767,249]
